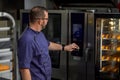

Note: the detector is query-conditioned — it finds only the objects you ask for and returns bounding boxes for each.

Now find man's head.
[29,6,48,30]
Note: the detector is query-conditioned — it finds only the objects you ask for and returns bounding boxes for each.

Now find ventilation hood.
[53,0,116,8]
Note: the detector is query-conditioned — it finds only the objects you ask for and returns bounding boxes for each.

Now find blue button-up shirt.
[17,27,51,80]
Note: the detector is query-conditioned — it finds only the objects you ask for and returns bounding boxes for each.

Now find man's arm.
[48,42,79,51]
[48,42,62,51]
[20,68,31,80]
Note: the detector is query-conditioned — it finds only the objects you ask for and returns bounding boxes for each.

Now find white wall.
[24,0,47,9]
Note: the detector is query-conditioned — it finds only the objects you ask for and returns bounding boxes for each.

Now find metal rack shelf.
[0,48,11,53]
[0,38,11,42]
[0,70,11,74]
[96,17,120,80]
[0,27,10,31]
[0,12,16,80]
[0,60,11,63]
[0,51,12,57]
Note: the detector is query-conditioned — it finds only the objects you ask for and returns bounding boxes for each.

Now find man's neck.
[29,23,42,32]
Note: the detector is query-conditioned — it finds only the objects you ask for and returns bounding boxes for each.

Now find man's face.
[41,11,48,29]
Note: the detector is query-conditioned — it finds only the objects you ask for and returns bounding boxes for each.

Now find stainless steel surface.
[0,12,16,80]
[48,10,68,80]
[0,51,12,57]
[0,60,11,63]
[0,27,10,31]
[0,48,11,53]
[19,10,120,80]
[0,38,10,42]
[0,12,15,28]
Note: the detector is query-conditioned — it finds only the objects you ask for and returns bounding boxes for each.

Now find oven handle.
[85,43,91,62]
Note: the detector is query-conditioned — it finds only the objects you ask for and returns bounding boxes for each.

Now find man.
[17,6,79,80]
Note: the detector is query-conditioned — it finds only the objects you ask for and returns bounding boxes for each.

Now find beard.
[42,25,46,30]
[41,22,47,30]
[41,23,47,30]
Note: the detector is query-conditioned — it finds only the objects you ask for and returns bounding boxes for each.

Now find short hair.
[29,6,48,23]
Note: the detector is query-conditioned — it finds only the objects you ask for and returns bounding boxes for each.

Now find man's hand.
[64,43,80,52]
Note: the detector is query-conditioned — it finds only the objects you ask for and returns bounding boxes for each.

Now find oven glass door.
[95,13,120,80]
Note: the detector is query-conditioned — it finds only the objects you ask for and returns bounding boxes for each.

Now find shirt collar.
[28,27,41,34]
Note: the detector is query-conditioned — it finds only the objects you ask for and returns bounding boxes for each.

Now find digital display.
[71,24,83,56]
[71,13,84,57]
[72,24,83,42]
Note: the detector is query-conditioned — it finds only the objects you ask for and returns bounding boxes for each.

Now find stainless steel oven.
[20,10,120,80]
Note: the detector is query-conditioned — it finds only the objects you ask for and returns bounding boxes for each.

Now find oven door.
[95,13,120,80]
[46,10,68,80]
[68,11,95,80]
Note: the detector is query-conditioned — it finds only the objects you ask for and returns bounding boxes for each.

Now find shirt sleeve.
[47,40,50,46]
[17,39,33,69]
